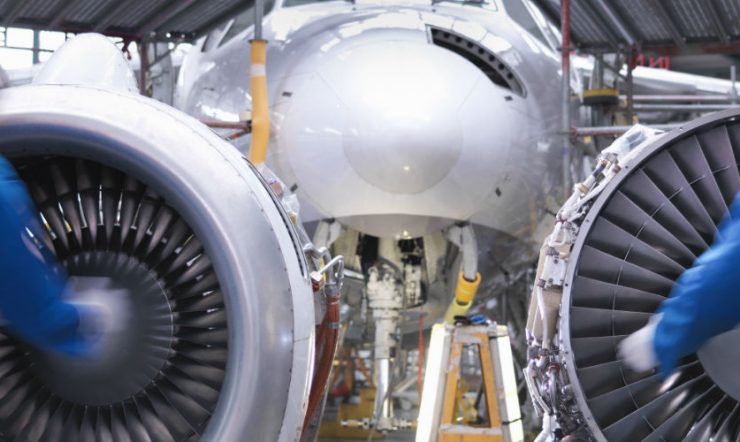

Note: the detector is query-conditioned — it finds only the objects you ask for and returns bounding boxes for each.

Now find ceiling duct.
[528,112,740,441]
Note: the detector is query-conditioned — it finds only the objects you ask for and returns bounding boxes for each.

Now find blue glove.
[653,193,740,377]
[0,156,93,356]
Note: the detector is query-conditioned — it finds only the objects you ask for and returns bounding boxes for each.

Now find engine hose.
[302,286,341,435]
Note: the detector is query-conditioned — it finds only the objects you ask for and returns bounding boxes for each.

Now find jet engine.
[526,113,740,441]
[0,35,321,442]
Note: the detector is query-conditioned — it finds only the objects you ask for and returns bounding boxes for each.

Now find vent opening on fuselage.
[429,27,526,97]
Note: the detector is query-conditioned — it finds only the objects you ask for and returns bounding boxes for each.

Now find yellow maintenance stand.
[416,323,523,442]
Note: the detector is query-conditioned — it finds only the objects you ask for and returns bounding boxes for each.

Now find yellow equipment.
[582,87,619,106]
[416,324,523,442]
[248,39,269,165]
[443,271,481,324]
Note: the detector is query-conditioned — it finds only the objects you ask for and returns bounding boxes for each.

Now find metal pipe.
[621,94,733,102]
[633,103,738,112]
[561,0,571,199]
[247,0,269,165]
[591,56,605,128]
[460,224,477,281]
[443,224,481,323]
[574,124,684,137]
[577,1,619,53]
[32,31,40,65]
[592,0,636,46]
[254,0,264,40]
[375,358,391,421]
[591,55,604,90]
[626,51,634,124]
[200,119,251,130]
[138,40,149,96]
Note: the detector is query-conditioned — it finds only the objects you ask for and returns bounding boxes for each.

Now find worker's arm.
[619,193,740,377]
[0,156,93,356]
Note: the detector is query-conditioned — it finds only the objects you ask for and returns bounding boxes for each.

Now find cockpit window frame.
[428,26,527,97]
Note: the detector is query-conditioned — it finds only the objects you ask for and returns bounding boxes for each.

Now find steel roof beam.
[93,2,132,34]
[48,0,86,29]
[705,0,729,42]
[591,0,636,47]
[651,0,686,48]
[137,0,198,37]
[578,1,620,52]
[192,1,251,39]
[1,0,27,27]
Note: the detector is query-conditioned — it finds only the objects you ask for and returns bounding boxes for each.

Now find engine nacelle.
[526,115,740,441]
[0,34,315,442]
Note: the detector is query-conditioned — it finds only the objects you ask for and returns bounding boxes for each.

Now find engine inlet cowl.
[529,112,740,442]
[0,81,315,442]
[566,113,740,441]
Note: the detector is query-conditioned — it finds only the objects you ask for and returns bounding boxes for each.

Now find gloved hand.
[619,193,740,377]
[65,276,131,346]
[617,314,661,373]
[0,156,123,357]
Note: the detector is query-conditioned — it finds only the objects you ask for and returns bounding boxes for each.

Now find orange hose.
[302,290,340,434]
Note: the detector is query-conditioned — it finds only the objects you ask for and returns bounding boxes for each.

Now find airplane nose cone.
[331,41,469,194]
[339,44,464,194]
[274,36,505,235]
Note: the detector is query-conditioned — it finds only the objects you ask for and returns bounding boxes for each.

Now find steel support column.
[138,40,149,96]
[626,51,635,124]
[32,30,40,65]
[255,0,265,40]
[561,0,572,198]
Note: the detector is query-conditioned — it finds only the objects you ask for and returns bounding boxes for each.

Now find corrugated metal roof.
[0,0,253,41]
[534,0,740,55]
[719,0,740,35]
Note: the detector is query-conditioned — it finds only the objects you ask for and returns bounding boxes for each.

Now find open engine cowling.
[531,111,740,441]
[0,36,315,442]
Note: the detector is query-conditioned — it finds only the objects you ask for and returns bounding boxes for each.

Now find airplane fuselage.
[176,0,564,244]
